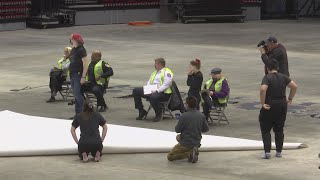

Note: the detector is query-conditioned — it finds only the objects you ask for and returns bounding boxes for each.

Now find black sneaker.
[136,109,147,120]
[153,116,161,122]
[191,147,199,163]
[153,113,162,122]
[46,97,55,103]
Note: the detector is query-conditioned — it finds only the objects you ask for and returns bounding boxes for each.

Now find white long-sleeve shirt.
[147,68,173,93]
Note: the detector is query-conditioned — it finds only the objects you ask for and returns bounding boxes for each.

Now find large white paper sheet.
[143,84,158,95]
[0,110,306,157]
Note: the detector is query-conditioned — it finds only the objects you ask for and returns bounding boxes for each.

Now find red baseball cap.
[71,33,84,44]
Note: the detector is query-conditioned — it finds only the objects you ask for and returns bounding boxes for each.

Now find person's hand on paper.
[151,90,158,94]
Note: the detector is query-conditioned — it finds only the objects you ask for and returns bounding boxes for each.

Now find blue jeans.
[71,73,84,114]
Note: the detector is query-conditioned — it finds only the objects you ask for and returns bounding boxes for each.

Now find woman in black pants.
[187,59,203,110]
[71,99,108,162]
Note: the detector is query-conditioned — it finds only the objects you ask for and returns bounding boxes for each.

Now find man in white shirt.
[132,58,174,122]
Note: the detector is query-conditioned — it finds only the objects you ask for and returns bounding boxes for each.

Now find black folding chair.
[144,94,174,121]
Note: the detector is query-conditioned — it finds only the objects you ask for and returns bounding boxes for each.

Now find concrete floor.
[0,20,320,179]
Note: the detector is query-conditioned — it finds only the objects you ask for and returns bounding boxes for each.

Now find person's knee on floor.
[71,99,108,162]
[168,97,209,163]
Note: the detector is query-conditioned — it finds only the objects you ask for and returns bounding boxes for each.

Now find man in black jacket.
[259,36,290,77]
[81,51,113,112]
[167,96,209,163]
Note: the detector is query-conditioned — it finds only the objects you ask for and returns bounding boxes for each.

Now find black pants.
[49,70,65,96]
[188,92,201,110]
[259,102,287,153]
[78,142,103,159]
[201,93,223,120]
[132,87,170,116]
[81,82,106,107]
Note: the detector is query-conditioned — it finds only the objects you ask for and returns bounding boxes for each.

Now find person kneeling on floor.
[47,47,72,102]
[167,96,209,163]
[70,99,108,162]
[81,50,114,112]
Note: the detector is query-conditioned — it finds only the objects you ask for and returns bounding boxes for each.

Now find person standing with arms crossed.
[259,59,297,159]
[69,33,88,119]
[187,59,203,110]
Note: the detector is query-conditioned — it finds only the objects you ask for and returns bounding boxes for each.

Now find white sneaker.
[275,152,282,158]
[262,152,271,159]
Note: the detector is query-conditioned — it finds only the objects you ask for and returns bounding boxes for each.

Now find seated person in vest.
[201,68,230,120]
[47,47,72,103]
[81,50,114,112]
[132,58,174,122]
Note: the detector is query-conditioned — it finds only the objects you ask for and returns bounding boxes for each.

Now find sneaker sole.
[191,147,199,163]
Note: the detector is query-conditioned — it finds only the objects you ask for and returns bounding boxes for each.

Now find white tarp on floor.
[0,110,306,157]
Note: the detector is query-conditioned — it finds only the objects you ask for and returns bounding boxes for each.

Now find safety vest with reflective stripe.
[86,60,110,86]
[205,77,228,104]
[57,57,70,77]
[149,67,174,94]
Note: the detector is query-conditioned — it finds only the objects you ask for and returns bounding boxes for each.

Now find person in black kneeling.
[201,68,230,121]
[71,99,108,163]
[81,50,114,112]
[187,59,203,110]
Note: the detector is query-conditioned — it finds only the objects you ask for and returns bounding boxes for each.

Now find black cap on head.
[211,68,222,74]
[265,36,278,44]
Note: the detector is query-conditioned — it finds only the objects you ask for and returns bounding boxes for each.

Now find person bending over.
[71,99,108,162]
[167,96,209,163]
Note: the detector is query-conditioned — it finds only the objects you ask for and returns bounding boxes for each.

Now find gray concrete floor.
[0,20,320,179]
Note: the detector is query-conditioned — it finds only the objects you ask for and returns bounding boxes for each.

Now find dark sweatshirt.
[187,71,203,97]
[175,109,209,148]
[261,44,290,77]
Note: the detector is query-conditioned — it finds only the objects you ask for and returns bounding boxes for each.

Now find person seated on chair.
[132,58,174,122]
[167,96,209,163]
[47,47,72,103]
[81,50,113,112]
[201,68,230,121]
[70,99,108,163]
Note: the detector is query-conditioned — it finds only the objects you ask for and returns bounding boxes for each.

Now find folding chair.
[144,94,174,121]
[59,81,72,100]
[83,88,107,107]
[208,102,229,125]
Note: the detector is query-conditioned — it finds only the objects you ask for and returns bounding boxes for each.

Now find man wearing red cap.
[69,33,88,118]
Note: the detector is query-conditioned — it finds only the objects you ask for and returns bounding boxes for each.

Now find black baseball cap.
[265,36,278,44]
